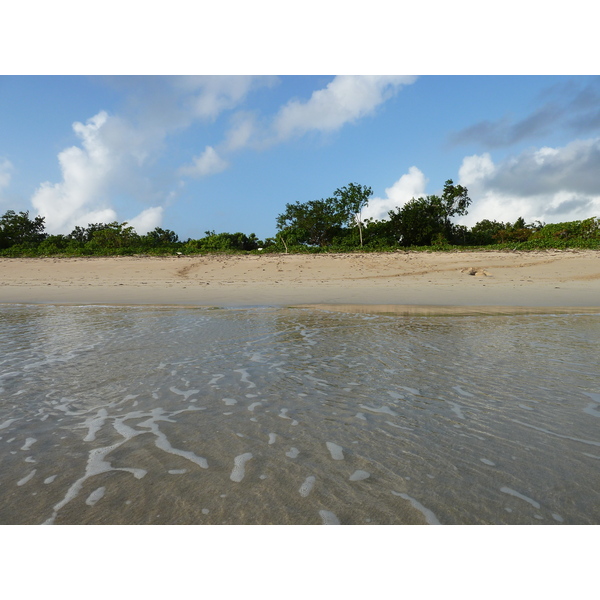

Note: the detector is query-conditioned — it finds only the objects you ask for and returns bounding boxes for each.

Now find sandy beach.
[1,250,600,314]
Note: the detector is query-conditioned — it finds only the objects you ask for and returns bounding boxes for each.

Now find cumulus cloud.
[272,76,417,141]
[458,138,600,226]
[178,146,229,178]
[30,111,165,234]
[31,112,114,233]
[362,167,428,222]
[128,206,163,234]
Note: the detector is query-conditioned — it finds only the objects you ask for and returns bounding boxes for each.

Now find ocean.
[0,304,598,525]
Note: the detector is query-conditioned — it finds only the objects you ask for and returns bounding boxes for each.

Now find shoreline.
[1,251,599,315]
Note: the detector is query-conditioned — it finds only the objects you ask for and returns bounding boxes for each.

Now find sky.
[1,3,598,245]
[2,73,599,242]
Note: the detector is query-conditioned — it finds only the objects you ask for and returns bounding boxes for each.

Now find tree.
[0,210,46,249]
[144,227,179,246]
[276,198,344,247]
[387,180,471,246]
[333,183,372,247]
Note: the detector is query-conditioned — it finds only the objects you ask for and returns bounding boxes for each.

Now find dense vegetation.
[1,180,599,257]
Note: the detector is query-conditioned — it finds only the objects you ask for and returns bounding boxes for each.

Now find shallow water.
[0,304,598,525]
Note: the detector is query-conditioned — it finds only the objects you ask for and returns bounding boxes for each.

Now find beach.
[2,251,600,525]
[1,250,599,313]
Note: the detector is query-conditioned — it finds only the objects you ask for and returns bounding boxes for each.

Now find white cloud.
[458,139,600,226]
[178,146,229,178]
[362,167,428,222]
[31,111,115,233]
[272,76,417,141]
[128,206,163,234]
[0,158,13,194]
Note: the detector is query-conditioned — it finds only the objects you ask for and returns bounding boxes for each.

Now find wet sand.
[1,250,599,314]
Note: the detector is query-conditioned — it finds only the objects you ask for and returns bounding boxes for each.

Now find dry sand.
[1,250,600,315]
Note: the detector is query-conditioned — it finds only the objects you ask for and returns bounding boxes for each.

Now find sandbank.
[1,250,599,316]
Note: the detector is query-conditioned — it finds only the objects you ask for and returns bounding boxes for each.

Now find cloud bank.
[458,138,600,226]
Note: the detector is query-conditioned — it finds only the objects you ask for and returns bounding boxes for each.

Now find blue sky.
[2,3,598,242]
[2,74,600,241]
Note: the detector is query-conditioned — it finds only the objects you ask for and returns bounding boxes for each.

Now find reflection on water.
[1,305,598,525]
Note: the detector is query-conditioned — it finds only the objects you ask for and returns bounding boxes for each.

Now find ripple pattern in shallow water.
[0,305,599,524]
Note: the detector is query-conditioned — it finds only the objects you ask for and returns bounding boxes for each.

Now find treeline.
[1,179,600,256]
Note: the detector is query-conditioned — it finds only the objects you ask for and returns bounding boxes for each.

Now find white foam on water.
[44,475,57,484]
[286,447,299,459]
[234,369,256,388]
[480,458,496,466]
[20,437,37,451]
[299,476,315,497]
[387,391,404,400]
[138,410,209,469]
[248,402,262,412]
[401,386,421,395]
[83,409,108,442]
[222,398,238,406]
[17,469,36,486]
[355,413,367,420]
[85,487,106,506]
[268,433,277,445]
[319,510,340,525]
[583,403,600,417]
[446,401,465,420]
[246,394,258,398]
[170,387,200,401]
[223,412,233,415]
[500,487,541,508]
[291,420,299,426]
[236,433,245,438]
[326,442,344,460]
[552,513,564,522]
[359,404,398,416]
[511,419,600,447]
[208,374,224,385]
[230,453,253,482]
[453,386,474,397]
[518,404,535,411]
[385,420,413,431]
[349,470,370,481]
[583,392,600,402]
[0,418,18,431]
[278,408,290,419]
[582,452,600,459]
[392,492,441,525]
[202,508,209,514]
[25,456,36,463]
[168,469,187,474]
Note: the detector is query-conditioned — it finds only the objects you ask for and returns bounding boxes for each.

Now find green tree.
[333,183,373,247]
[387,180,471,246]
[0,210,46,249]
[276,198,344,247]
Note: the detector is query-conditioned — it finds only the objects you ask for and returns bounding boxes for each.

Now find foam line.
[500,487,541,508]
[349,470,370,481]
[299,476,315,497]
[21,437,37,451]
[392,492,441,525]
[85,487,106,506]
[17,469,36,486]
[230,453,253,482]
[326,442,344,460]
[319,510,340,525]
[83,409,108,442]
[511,419,600,447]
[359,404,398,416]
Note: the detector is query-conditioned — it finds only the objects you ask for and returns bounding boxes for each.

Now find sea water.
[0,304,598,525]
